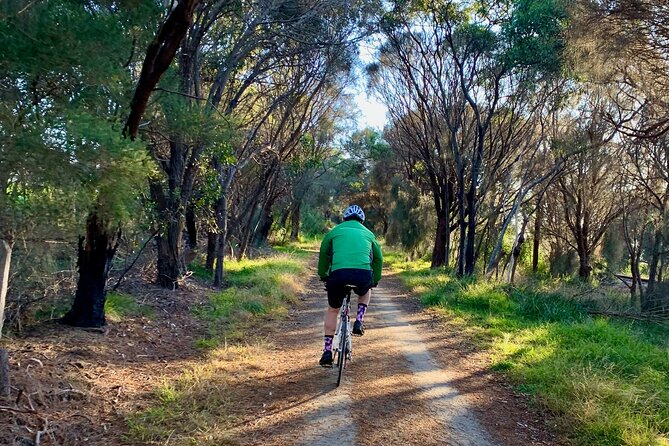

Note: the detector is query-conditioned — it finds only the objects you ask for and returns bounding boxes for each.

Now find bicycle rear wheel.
[336,318,347,387]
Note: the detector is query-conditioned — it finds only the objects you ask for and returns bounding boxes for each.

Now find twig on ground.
[0,405,36,414]
[34,418,48,446]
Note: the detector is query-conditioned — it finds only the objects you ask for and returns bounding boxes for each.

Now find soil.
[0,259,568,446]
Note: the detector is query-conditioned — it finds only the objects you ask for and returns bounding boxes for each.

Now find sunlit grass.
[192,254,306,346]
[386,249,669,446]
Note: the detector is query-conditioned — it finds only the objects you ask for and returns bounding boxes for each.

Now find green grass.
[386,253,669,446]
[126,251,310,444]
[105,292,153,322]
[191,254,306,346]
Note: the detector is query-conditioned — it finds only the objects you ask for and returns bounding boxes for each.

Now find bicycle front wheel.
[336,319,347,387]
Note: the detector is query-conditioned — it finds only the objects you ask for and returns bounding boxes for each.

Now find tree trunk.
[577,247,591,280]
[647,229,663,295]
[0,348,8,398]
[509,214,529,284]
[123,0,201,139]
[0,239,11,338]
[62,214,120,327]
[213,192,229,288]
[206,231,216,272]
[464,179,477,275]
[237,206,258,260]
[253,205,274,247]
[155,218,184,289]
[630,249,640,308]
[456,167,467,276]
[0,239,11,398]
[213,164,236,288]
[532,199,542,274]
[431,212,448,268]
[289,203,301,241]
[186,205,197,249]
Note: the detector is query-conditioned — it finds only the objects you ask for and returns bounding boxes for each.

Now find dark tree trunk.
[62,214,120,327]
[647,230,663,295]
[532,199,542,274]
[577,248,591,280]
[431,212,448,268]
[0,348,8,398]
[509,214,529,284]
[253,205,274,247]
[430,179,452,268]
[155,218,185,289]
[630,249,641,308]
[123,0,201,139]
[290,203,301,241]
[213,191,229,288]
[150,136,192,289]
[206,231,216,272]
[464,179,477,275]
[279,206,290,229]
[457,166,467,276]
[186,205,197,249]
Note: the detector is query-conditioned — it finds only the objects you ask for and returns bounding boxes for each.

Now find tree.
[545,94,622,279]
[0,1,157,327]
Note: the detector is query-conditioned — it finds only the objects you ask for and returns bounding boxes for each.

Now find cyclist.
[317,205,383,367]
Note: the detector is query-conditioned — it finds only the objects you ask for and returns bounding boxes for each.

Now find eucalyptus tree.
[0,1,158,327]
[374,0,567,274]
[234,67,353,256]
[142,0,373,288]
[572,0,669,139]
[543,93,623,280]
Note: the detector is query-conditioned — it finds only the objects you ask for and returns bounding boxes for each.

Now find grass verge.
[386,253,669,446]
[125,249,310,445]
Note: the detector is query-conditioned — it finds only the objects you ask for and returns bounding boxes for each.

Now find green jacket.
[318,220,383,284]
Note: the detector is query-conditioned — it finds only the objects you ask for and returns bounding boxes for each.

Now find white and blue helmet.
[343,205,365,222]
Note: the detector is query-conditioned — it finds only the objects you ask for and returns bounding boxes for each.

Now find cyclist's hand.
[373,282,379,288]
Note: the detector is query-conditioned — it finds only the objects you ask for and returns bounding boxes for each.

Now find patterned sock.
[357,303,368,322]
[324,335,333,352]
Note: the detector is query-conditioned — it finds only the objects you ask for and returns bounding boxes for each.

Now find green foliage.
[390,257,669,445]
[502,0,568,73]
[0,0,161,238]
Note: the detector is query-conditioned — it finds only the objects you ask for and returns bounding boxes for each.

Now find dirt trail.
[231,260,560,446]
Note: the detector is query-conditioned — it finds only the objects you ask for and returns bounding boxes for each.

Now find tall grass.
[387,254,669,446]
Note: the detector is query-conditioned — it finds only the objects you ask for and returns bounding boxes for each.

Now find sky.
[350,38,389,131]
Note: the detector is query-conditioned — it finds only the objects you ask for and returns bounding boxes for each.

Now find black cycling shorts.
[325,268,373,309]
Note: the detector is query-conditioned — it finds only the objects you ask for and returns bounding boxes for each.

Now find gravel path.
[235,262,499,446]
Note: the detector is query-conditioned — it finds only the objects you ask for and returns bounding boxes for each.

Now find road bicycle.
[332,286,353,387]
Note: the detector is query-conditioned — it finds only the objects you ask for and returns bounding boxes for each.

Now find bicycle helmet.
[343,205,365,222]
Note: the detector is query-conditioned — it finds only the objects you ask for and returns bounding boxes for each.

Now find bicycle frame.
[332,287,353,386]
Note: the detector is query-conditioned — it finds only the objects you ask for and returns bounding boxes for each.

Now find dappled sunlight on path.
[229,261,504,446]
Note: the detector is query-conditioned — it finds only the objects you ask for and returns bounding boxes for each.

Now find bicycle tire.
[336,317,347,387]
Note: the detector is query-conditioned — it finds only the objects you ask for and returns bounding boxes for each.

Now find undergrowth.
[386,252,669,446]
